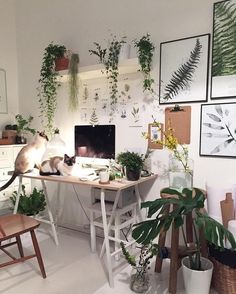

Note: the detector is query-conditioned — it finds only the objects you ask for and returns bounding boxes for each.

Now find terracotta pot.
[55,57,69,71]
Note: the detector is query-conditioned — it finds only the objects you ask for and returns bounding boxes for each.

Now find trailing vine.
[134,34,155,93]
[68,53,79,111]
[163,38,202,101]
[89,36,126,109]
[37,42,66,137]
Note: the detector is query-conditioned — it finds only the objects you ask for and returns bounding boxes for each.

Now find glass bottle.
[42,128,66,160]
[168,153,194,192]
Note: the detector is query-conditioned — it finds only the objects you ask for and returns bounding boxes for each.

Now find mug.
[99,171,110,183]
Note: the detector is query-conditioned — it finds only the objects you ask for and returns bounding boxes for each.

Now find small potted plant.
[116,151,144,181]
[10,184,46,216]
[132,187,236,294]
[120,241,158,293]
[14,114,36,144]
[133,34,155,93]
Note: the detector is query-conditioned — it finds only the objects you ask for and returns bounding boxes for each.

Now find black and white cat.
[0,131,48,191]
[40,154,76,176]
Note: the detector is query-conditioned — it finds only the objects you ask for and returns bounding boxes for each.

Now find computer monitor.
[74,125,115,159]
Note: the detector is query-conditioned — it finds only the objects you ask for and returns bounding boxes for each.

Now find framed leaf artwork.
[159,34,210,105]
[200,102,236,158]
[211,0,236,99]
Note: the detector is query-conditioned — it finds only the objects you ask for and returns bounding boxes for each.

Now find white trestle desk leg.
[100,190,121,258]
[13,175,23,214]
[134,184,143,222]
[100,188,114,288]
[41,180,59,246]
[55,182,61,227]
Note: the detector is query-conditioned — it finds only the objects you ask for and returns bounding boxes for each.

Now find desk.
[13,172,157,287]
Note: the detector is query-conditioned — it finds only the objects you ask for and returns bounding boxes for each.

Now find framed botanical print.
[159,34,210,105]
[200,102,236,157]
[211,0,236,99]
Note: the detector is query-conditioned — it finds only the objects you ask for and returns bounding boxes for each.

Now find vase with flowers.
[144,119,193,192]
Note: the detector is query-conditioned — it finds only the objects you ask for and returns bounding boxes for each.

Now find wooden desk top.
[20,172,157,191]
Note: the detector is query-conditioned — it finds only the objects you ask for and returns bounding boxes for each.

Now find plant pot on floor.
[182,256,213,294]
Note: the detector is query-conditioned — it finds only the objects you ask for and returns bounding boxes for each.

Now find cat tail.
[0,172,18,191]
[39,170,61,176]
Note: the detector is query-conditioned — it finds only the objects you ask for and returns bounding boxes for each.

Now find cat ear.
[64,154,69,159]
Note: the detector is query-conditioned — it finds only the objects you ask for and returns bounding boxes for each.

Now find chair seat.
[0,214,40,241]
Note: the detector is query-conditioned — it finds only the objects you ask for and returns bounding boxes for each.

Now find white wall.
[0,0,19,129]
[2,0,235,216]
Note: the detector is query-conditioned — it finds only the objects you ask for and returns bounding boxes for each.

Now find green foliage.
[38,42,67,137]
[117,151,144,172]
[134,34,155,93]
[120,241,158,276]
[213,1,236,76]
[68,53,79,111]
[163,38,202,101]
[132,187,236,271]
[89,42,107,63]
[89,36,126,109]
[15,114,35,135]
[10,185,46,216]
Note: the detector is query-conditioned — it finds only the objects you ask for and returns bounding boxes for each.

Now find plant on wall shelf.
[89,36,126,109]
[68,53,80,111]
[88,42,107,63]
[134,34,155,93]
[37,42,67,137]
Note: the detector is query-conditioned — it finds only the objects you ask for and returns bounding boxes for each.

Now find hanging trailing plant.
[104,36,126,107]
[134,34,155,93]
[89,36,126,109]
[163,38,202,101]
[37,42,67,137]
[68,53,80,111]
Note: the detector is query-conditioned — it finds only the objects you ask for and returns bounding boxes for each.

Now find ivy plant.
[89,36,126,110]
[37,42,66,137]
[134,34,155,93]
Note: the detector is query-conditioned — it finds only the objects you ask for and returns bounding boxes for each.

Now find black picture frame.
[211,0,236,100]
[159,34,210,105]
[199,102,236,158]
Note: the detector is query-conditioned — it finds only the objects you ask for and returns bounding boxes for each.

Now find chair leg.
[169,221,179,294]
[30,230,46,278]
[16,235,24,258]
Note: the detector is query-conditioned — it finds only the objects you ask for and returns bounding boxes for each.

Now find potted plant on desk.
[116,151,144,181]
[132,187,236,294]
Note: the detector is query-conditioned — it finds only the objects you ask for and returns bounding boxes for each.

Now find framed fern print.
[211,0,236,99]
[159,34,210,105]
[200,102,236,158]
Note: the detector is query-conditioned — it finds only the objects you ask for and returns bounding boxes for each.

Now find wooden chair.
[0,213,46,278]
[154,190,207,294]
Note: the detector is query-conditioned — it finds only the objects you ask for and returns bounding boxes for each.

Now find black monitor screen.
[74,125,115,159]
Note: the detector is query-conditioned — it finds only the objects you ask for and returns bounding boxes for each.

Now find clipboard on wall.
[165,105,191,144]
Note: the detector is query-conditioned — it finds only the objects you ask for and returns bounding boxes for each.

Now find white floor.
[0,225,217,294]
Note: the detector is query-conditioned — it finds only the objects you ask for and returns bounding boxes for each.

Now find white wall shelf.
[58,58,140,82]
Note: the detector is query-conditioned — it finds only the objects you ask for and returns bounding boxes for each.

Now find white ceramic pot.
[99,170,110,183]
[182,256,213,294]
